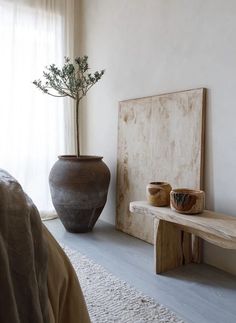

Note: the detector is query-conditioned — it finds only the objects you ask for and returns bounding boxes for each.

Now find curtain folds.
[0,0,76,214]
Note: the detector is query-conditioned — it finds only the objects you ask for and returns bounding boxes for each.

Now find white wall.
[79,0,236,275]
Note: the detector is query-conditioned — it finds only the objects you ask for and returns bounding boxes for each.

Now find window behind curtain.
[0,0,76,213]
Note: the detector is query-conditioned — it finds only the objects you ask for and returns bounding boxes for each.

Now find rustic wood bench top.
[130,201,236,273]
[130,201,236,249]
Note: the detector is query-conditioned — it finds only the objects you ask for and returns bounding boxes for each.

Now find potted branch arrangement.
[33,56,110,232]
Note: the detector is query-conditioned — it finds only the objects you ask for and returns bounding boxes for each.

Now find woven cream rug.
[63,246,184,323]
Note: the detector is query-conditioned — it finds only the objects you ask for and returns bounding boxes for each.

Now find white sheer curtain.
[0,0,76,215]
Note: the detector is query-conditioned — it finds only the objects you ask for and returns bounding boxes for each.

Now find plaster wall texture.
[78,0,236,275]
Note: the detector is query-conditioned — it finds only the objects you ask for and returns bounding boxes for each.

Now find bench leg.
[192,235,202,264]
[154,219,195,274]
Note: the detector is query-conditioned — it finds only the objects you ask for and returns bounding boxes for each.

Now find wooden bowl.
[170,188,205,214]
[146,182,172,207]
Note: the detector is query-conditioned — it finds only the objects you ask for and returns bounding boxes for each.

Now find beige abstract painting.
[116,88,206,243]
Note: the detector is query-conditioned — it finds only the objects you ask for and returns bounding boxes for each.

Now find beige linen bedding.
[0,169,90,323]
[46,227,90,323]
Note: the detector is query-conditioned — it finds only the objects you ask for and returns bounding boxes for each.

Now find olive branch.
[33,56,105,156]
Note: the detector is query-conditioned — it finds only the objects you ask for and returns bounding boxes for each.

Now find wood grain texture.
[192,235,202,263]
[154,218,183,273]
[182,232,193,265]
[170,188,205,214]
[147,182,172,207]
[130,201,236,250]
[154,219,194,273]
[116,88,206,244]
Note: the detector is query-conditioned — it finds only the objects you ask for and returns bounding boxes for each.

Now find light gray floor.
[45,219,236,323]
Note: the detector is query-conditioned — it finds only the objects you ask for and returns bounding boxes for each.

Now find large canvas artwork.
[116,88,206,243]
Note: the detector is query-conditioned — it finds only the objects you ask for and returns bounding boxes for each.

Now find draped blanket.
[0,169,90,323]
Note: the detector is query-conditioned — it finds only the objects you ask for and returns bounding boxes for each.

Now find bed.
[0,169,91,323]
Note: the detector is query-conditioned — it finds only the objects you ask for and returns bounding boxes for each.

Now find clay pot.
[170,188,205,214]
[49,155,110,233]
[146,182,172,207]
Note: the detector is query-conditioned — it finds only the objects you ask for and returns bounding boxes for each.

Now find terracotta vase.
[170,188,205,214]
[146,182,172,207]
[49,155,110,232]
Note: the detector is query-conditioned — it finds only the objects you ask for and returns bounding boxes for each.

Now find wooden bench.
[130,201,236,274]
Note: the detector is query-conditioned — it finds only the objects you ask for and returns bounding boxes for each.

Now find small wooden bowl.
[170,188,205,214]
[146,182,172,207]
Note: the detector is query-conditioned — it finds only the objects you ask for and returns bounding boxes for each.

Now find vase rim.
[171,188,204,195]
[149,181,170,186]
[58,155,103,161]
